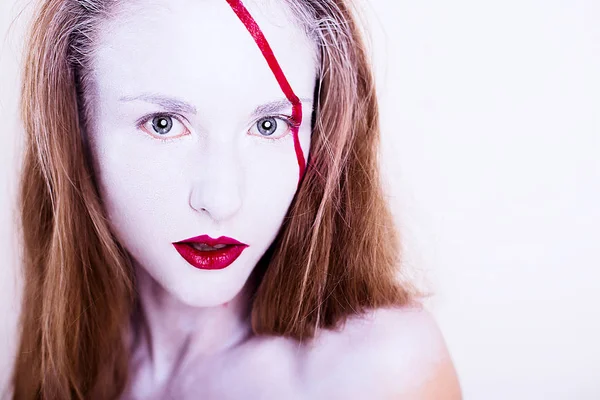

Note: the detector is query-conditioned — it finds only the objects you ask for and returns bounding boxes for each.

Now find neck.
[129,264,254,381]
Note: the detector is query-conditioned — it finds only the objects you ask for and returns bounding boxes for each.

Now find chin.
[165,276,247,308]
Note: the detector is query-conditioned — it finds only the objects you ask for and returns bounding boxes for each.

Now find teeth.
[189,243,228,251]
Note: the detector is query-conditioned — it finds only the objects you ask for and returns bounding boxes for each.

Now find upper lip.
[174,234,247,247]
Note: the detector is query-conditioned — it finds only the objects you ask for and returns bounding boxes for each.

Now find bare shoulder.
[303,305,462,399]
[363,305,463,399]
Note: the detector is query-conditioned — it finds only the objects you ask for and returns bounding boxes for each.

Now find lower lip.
[172,243,248,270]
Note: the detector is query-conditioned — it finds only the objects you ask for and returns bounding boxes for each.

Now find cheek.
[239,139,301,226]
[89,130,188,250]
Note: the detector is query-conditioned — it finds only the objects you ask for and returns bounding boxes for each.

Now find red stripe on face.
[225,0,306,182]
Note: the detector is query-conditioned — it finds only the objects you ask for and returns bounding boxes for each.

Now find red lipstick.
[173,235,248,270]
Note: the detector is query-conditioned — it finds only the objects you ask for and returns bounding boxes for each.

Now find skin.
[87,0,462,398]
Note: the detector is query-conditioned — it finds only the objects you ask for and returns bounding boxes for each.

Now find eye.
[140,114,189,139]
[248,116,291,139]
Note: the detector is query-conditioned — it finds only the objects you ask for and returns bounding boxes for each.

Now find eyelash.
[136,113,299,140]
[136,112,189,142]
[252,115,299,141]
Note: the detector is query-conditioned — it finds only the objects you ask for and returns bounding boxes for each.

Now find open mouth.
[172,235,248,270]
[187,242,230,251]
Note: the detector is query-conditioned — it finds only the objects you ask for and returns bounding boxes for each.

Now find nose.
[188,141,243,223]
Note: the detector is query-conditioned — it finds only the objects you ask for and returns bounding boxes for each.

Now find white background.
[1,0,599,398]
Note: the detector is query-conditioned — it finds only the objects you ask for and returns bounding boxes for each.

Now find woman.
[11,0,461,398]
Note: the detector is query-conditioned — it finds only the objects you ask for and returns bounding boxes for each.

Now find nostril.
[189,188,242,222]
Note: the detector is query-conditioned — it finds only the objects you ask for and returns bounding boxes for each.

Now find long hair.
[11,0,423,398]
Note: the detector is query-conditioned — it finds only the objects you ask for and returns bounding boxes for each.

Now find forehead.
[92,0,317,109]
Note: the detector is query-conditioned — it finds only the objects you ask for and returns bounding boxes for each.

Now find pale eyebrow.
[119,93,197,115]
[119,93,313,119]
[250,97,313,119]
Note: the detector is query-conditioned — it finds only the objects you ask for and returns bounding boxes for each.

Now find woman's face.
[87,0,317,306]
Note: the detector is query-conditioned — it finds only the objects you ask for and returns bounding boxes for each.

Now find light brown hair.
[11,0,423,398]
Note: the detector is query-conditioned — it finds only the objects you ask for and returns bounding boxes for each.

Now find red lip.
[173,235,248,270]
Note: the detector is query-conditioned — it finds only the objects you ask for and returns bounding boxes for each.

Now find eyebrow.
[250,98,313,119]
[119,93,313,118]
[119,93,197,115]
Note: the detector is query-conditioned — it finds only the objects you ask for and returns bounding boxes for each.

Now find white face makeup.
[87,0,317,307]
